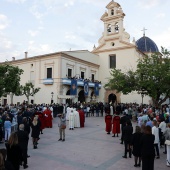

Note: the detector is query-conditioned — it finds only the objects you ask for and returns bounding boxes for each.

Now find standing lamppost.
[51,92,54,104]
[141,91,145,106]
[138,89,146,106]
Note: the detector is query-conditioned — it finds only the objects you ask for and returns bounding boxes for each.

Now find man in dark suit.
[17,124,29,169]
[122,120,133,158]
[120,112,130,144]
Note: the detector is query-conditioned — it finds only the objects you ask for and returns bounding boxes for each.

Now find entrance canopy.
[57,95,75,99]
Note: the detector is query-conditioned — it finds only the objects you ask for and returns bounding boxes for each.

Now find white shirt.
[87,107,90,112]
[152,126,160,144]
[159,121,166,133]
[138,116,143,127]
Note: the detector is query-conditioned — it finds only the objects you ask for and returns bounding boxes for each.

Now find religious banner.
[70,79,77,95]
[94,83,99,96]
[84,81,89,96]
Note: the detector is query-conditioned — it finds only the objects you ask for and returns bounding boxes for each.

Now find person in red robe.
[38,111,45,134]
[77,108,85,127]
[105,113,112,134]
[112,112,120,137]
[43,107,53,128]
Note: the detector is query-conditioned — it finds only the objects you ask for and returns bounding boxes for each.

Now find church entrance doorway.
[108,93,117,104]
[90,91,96,102]
[78,90,85,103]
[66,90,72,105]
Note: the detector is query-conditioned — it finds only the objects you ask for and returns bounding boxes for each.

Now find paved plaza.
[0,116,169,170]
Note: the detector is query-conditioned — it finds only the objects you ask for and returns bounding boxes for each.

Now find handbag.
[61,125,66,129]
[165,140,170,145]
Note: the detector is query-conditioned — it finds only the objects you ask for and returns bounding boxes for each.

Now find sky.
[0,0,170,62]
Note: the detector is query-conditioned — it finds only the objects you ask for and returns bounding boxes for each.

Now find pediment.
[106,1,120,9]
[92,38,136,54]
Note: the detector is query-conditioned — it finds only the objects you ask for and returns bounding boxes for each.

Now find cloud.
[153,27,170,49]
[28,30,39,37]
[156,13,165,18]
[5,0,26,3]
[29,0,77,20]
[0,32,12,50]
[30,4,47,20]
[26,41,54,56]
[64,1,74,7]
[0,14,9,30]
[0,32,19,62]
[38,26,44,30]
[64,32,76,40]
[137,0,160,9]
[79,0,104,6]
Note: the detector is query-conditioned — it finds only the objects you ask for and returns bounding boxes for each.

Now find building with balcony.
[1,0,160,105]
[3,50,101,104]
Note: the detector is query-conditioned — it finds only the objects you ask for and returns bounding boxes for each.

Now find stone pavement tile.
[28,157,86,170]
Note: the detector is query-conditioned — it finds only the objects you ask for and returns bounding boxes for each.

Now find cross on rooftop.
[141,27,147,36]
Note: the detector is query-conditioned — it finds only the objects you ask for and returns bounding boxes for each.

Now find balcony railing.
[62,78,101,88]
[43,78,54,85]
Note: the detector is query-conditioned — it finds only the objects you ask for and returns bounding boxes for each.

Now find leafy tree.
[4,64,23,104]
[19,82,40,104]
[0,64,23,104]
[105,69,138,95]
[0,65,7,97]
[105,47,170,107]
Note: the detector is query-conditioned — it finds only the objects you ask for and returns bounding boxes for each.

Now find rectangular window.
[110,55,116,68]
[68,68,72,78]
[91,74,95,81]
[47,68,52,78]
[81,72,84,79]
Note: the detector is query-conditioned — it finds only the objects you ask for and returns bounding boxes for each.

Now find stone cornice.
[1,51,100,68]
[92,46,135,54]
[101,14,124,22]
[61,53,100,68]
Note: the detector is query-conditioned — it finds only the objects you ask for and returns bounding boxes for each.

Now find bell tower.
[101,1,125,37]
[93,0,130,49]
[92,1,136,104]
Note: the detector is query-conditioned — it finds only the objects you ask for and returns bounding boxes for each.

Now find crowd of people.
[0,102,169,169]
[0,104,56,170]
[105,103,170,170]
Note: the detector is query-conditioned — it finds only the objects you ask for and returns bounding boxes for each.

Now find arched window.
[107,24,112,33]
[115,22,119,32]
[111,9,114,15]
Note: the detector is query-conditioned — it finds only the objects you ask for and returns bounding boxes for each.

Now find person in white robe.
[66,107,71,121]
[50,106,54,118]
[73,108,80,128]
[68,109,74,130]
[110,105,113,116]
[43,106,47,111]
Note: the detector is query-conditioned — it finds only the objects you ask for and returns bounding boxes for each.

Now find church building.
[1,0,160,105]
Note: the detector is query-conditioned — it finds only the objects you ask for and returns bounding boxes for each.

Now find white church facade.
[1,1,160,105]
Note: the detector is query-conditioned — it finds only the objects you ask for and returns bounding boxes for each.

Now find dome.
[136,36,159,53]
